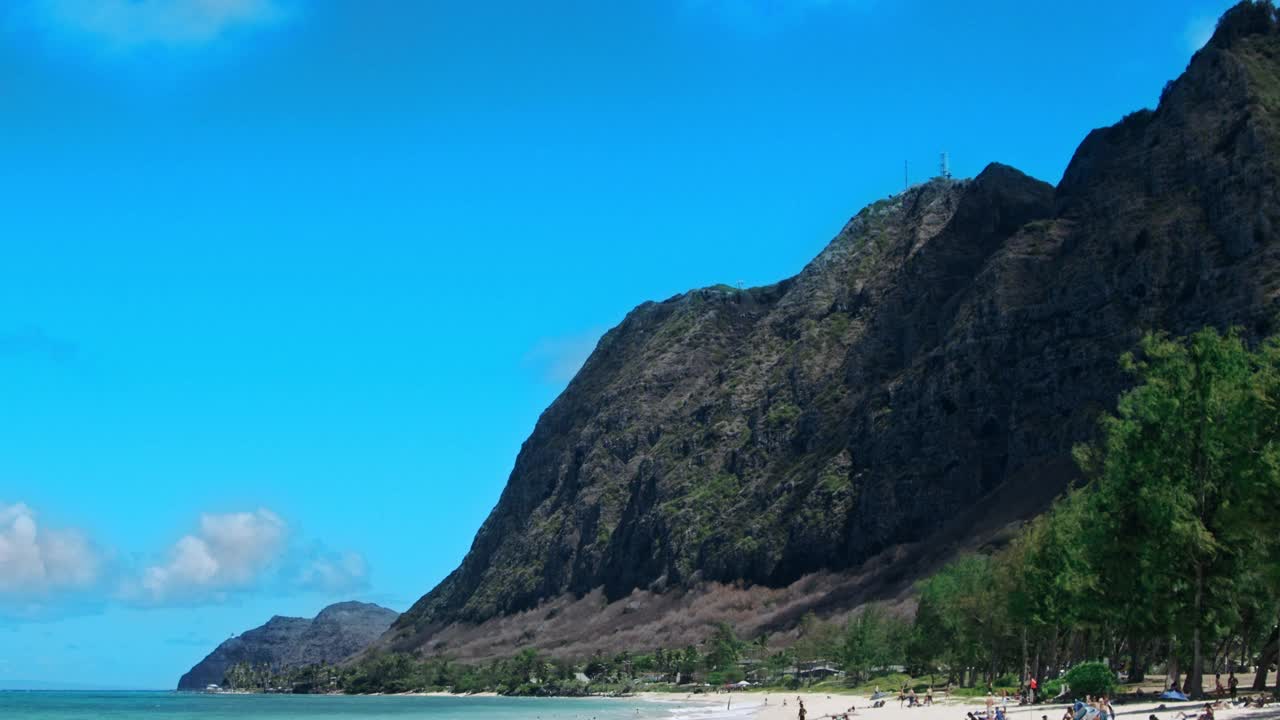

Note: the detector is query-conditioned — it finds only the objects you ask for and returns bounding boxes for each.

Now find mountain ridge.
[177,601,397,690]
[382,0,1280,662]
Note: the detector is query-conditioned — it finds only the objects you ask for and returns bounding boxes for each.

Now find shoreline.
[184,686,1280,720]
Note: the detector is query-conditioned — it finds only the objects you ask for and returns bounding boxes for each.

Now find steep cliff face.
[388,3,1280,658]
[178,602,397,690]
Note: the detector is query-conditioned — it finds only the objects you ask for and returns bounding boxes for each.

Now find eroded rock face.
[177,602,397,690]
[388,5,1280,655]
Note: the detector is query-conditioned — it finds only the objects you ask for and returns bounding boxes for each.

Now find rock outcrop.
[178,601,397,690]
[386,2,1280,659]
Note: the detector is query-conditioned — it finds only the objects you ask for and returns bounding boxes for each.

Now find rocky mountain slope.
[178,602,397,690]
[385,2,1280,660]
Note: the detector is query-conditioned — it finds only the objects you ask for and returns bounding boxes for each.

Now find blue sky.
[0,0,1238,690]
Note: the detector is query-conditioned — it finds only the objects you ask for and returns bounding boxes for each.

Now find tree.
[840,605,907,682]
[996,493,1090,686]
[706,622,744,672]
[794,612,841,665]
[1073,329,1278,696]
[676,645,701,684]
[1063,661,1116,697]
[914,554,1011,686]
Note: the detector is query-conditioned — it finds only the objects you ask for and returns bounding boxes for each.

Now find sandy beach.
[629,691,1280,720]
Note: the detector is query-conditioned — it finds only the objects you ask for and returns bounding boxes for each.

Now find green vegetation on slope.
[912,327,1280,697]
[232,327,1280,700]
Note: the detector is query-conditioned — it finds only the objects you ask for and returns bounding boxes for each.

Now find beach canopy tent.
[1159,691,1191,702]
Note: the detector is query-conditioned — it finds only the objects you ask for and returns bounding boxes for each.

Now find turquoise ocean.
[0,692,751,720]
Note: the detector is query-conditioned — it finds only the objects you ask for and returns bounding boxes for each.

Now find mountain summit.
[178,601,398,690]
[385,1,1280,661]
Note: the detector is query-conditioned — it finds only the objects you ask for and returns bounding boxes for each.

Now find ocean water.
[0,691,752,720]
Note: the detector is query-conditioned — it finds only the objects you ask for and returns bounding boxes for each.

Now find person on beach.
[1228,674,1238,699]
[799,699,807,720]
[1214,675,1224,699]
[1194,704,1214,720]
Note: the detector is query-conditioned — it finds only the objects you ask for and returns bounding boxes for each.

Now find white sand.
[636,691,1280,720]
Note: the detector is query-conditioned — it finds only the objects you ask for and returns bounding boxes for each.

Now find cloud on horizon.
[0,503,100,595]
[0,504,373,622]
[127,509,287,604]
[292,548,369,595]
[24,0,289,52]
[114,509,373,607]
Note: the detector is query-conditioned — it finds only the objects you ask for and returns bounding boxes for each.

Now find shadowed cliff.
[385,1,1280,661]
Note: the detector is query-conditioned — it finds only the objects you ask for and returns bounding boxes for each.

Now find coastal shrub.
[1063,662,1115,697]
[1041,679,1064,700]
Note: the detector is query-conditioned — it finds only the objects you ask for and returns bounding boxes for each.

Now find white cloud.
[30,0,288,51]
[0,503,100,595]
[525,329,604,384]
[132,509,286,603]
[0,504,373,617]
[294,550,368,594]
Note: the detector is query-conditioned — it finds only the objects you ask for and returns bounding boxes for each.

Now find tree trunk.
[1187,563,1205,698]
[1274,603,1280,697]
[1046,625,1060,690]
[1167,639,1180,691]
[989,645,997,687]
[1253,628,1270,691]
[1129,634,1145,683]
[1032,641,1043,703]
[1022,628,1029,689]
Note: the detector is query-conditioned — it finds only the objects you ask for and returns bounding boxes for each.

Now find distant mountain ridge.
[379,2,1280,661]
[177,601,397,690]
